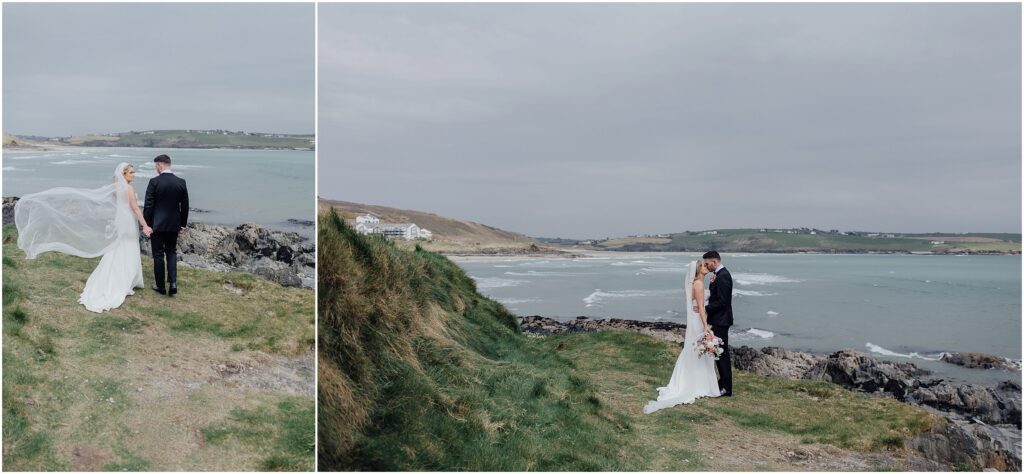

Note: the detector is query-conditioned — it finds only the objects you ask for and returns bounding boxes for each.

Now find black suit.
[705,267,734,395]
[143,172,189,289]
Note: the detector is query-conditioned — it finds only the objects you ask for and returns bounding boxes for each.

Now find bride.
[644,259,720,413]
[15,162,153,313]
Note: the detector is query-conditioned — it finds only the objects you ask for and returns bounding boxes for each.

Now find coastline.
[519,315,1022,471]
[3,197,314,288]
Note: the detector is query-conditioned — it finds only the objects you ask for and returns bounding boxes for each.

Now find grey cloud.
[3,3,314,136]
[319,3,1020,238]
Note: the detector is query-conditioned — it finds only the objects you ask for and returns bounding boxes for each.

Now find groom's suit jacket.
[705,267,734,327]
[143,172,189,232]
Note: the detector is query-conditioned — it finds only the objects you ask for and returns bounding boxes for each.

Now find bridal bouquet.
[696,332,725,360]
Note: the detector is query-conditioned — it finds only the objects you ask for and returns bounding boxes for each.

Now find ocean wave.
[8,155,42,160]
[473,277,528,289]
[52,159,105,165]
[610,260,663,266]
[865,343,945,361]
[747,328,775,339]
[734,289,776,297]
[2,166,32,171]
[495,297,539,305]
[733,272,802,286]
[583,288,677,307]
[640,267,688,273]
[504,270,591,277]
[766,310,779,316]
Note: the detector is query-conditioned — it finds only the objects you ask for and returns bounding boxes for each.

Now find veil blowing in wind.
[15,162,147,312]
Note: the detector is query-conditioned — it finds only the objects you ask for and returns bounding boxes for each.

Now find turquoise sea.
[456,251,1022,386]
[3,147,314,237]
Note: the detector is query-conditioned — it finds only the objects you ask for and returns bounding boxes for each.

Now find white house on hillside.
[356,213,380,225]
[351,213,432,241]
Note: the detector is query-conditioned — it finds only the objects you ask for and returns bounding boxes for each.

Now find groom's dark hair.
[702,251,721,260]
[154,154,171,164]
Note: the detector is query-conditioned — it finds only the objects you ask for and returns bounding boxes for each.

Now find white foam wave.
[8,155,42,160]
[747,328,775,339]
[733,273,802,286]
[640,267,688,273]
[583,288,677,307]
[503,270,590,277]
[495,297,539,305]
[865,343,945,361]
[473,277,528,289]
[735,289,775,297]
[53,159,105,165]
[766,310,779,316]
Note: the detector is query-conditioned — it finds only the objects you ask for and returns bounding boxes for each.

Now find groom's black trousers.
[711,325,732,395]
[151,231,179,289]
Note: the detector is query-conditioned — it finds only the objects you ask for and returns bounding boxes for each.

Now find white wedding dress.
[643,260,720,413]
[15,163,144,313]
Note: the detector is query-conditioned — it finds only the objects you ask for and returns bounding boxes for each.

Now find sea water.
[455,251,1022,385]
[3,147,314,237]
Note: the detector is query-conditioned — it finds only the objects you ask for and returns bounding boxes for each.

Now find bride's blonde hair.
[693,258,708,282]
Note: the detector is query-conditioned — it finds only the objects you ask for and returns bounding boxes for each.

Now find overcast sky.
[3,3,313,136]
[320,3,1021,238]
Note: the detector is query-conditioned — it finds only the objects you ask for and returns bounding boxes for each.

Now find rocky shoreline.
[519,315,1022,471]
[3,196,314,288]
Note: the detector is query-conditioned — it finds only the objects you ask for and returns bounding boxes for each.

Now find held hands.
[143,226,153,237]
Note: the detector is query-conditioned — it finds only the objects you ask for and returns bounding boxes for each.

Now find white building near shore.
[351,213,432,241]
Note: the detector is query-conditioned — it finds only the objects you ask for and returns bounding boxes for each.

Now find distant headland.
[3,129,314,150]
[321,199,1021,256]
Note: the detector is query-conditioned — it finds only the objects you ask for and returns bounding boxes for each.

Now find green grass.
[202,397,315,471]
[1,224,314,470]
[318,210,943,471]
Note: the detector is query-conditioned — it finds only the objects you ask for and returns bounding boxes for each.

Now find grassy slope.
[600,229,1021,254]
[319,199,535,248]
[2,225,314,471]
[318,210,944,471]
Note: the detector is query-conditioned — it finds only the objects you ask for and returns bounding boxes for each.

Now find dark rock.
[732,346,824,379]
[942,352,1021,372]
[906,379,1022,428]
[141,221,313,288]
[519,315,686,343]
[908,420,1021,471]
[286,218,314,227]
[2,196,18,225]
[803,349,928,400]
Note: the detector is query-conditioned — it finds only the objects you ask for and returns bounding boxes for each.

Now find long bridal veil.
[643,259,720,413]
[16,162,136,259]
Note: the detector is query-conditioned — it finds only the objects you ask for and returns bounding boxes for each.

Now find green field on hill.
[59,130,314,149]
[594,229,1020,254]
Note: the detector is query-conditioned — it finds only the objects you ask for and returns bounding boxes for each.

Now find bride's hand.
[143,226,153,237]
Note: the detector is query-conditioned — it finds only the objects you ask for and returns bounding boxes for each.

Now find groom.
[143,154,189,296]
[703,251,734,397]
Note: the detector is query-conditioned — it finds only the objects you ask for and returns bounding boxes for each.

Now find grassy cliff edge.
[317,209,946,471]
